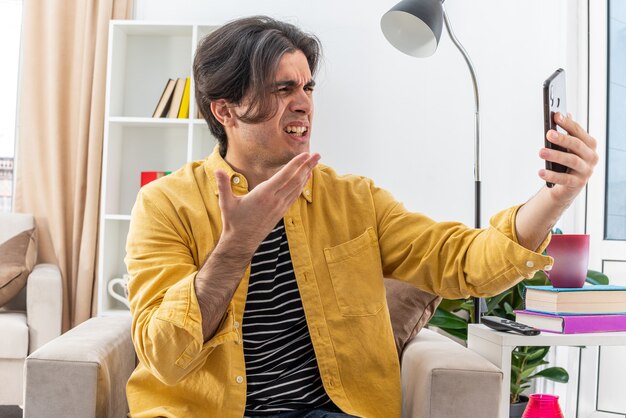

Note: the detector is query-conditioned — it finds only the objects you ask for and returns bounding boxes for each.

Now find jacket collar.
[204,145,313,203]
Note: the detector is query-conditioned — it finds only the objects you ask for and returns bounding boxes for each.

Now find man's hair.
[193,16,321,156]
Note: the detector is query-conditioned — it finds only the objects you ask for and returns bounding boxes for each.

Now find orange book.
[167,78,187,118]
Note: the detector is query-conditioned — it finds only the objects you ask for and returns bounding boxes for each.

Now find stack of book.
[152,77,191,119]
[515,285,626,334]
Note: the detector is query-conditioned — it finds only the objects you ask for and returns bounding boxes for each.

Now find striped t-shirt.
[243,220,332,416]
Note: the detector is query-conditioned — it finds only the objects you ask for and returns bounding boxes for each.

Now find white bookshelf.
[98,21,220,315]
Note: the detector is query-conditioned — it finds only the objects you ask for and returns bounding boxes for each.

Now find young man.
[125,16,598,418]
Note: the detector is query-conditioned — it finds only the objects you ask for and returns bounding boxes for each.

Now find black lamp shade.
[380,0,444,57]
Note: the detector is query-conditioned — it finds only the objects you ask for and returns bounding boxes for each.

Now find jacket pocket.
[324,227,385,316]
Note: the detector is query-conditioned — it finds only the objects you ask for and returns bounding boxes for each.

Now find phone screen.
[543,68,568,188]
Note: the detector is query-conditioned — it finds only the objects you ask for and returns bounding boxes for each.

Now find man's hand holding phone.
[539,68,598,204]
[539,111,598,204]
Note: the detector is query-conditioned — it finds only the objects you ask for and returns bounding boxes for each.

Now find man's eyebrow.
[273,79,316,88]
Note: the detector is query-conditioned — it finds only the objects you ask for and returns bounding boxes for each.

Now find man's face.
[225,50,314,171]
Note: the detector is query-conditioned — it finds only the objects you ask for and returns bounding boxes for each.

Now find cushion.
[0,228,37,307]
[384,278,442,359]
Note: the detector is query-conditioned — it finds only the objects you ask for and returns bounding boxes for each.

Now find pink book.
[514,310,626,334]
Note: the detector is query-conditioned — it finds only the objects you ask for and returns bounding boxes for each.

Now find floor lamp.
[381,0,485,323]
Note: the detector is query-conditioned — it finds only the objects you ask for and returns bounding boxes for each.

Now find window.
[581,0,626,413]
[0,0,22,212]
[606,0,626,239]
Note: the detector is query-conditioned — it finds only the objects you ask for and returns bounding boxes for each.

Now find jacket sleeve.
[125,187,239,385]
[372,183,553,299]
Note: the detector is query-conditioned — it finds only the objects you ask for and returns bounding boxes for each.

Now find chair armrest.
[26,263,63,351]
[401,328,502,418]
[24,315,134,418]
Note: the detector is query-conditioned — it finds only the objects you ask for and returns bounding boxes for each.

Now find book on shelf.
[514,310,626,334]
[167,78,187,118]
[524,285,626,314]
[152,78,176,118]
[141,171,171,187]
[177,77,191,119]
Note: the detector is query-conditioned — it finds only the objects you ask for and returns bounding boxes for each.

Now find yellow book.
[177,77,191,119]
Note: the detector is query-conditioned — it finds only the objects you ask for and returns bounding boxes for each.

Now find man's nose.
[290,89,313,114]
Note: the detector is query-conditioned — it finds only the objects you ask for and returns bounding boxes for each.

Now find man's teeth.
[285,126,307,136]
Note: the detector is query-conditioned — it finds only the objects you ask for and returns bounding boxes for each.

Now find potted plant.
[429,248,609,415]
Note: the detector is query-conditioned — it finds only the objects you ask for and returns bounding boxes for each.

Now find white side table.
[467,324,626,418]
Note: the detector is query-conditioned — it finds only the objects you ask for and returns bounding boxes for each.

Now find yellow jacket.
[125,147,552,418]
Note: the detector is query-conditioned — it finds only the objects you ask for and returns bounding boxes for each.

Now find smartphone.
[543,68,568,188]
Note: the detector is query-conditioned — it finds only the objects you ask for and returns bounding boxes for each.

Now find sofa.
[0,212,63,406]
[24,291,502,417]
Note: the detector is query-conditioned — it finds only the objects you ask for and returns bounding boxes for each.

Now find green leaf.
[510,383,524,395]
[553,228,563,235]
[512,350,532,360]
[504,301,514,315]
[514,284,526,307]
[529,367,569,383]
[490,308,508,319]
[525,358,549,369]
[460,300,475,311]
[429,308,468,329]
[437,298,467,312]
[525,346,550,361]
[525,271,550,286]
[520,366,540,380]
[586,270,609,285]
[486,292,509,313]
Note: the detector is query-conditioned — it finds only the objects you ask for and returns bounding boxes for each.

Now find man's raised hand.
[214,152,320,257]
[539,112,598,204]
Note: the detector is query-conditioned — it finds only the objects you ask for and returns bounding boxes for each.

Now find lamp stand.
[442,5,485,323]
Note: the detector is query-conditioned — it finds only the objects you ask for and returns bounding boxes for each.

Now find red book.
[514,310,626,334]
[141,171,171,187]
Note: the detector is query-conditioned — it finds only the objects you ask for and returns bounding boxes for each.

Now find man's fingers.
[215,169,234,209]
[267,152,317,188]
[299,153,321,176]
[555,112,598,151]
[547,113,599,179]
[540,114,598,190]
[539,168,587,189]
[275,153,320,200]
[540,146,585,176]
[542,130,598,171]
[277,168,312,202]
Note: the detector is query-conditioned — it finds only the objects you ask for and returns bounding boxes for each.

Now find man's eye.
[305,86,314,92]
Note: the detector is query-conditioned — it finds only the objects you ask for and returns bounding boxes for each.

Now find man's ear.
[210,99,235,127]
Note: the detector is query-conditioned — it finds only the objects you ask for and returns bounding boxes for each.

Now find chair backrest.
[0,212,35,310]
[0,212,34,243]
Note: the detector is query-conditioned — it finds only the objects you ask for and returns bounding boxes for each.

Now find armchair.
[0,212,63,406]
[24,290,502,417]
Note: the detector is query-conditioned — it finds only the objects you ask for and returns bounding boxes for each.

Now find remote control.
[481,316,541,336]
